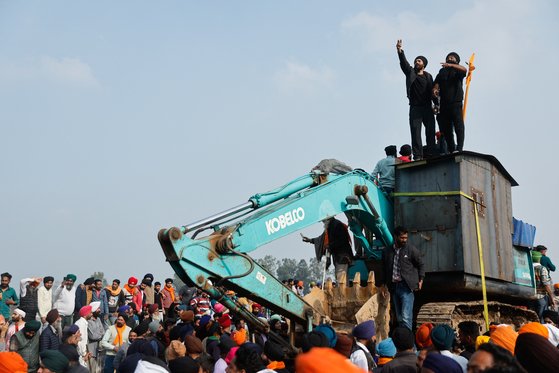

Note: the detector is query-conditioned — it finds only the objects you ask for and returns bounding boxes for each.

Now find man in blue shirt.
[372,145,397,195]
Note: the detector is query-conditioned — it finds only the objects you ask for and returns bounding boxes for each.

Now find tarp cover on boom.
[512,217,536,248]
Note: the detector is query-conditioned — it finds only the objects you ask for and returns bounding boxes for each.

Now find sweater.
[37,286,53,319]
[53,286,77,316]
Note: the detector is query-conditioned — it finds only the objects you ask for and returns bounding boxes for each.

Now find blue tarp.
[512,217,536,248]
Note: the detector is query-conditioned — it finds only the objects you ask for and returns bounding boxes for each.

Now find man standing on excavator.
[302,217,354,283]
[381,226,424,331]
[397,39,436,160]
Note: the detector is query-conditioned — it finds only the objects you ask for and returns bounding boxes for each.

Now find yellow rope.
[393,191,490,330]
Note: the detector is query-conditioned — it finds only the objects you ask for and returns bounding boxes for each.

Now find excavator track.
[417,301,539,331]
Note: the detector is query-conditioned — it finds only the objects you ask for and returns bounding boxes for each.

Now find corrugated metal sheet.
[395,152,533,298]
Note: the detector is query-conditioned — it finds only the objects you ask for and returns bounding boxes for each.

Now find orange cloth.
[267,361,286,370]
[378,357,393,366]
[165,284,176,302]
[105,285,122,297]
[232,328,247,345]
[518,322,549,339]
[416,323,434,349]
[124,284,138,296]
[0,351,28,373]
[475,335,490,350]
[113,324,127,346]
[296,347,365,373]
[490,325,518,355]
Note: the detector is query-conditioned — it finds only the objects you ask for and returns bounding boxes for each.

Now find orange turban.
[232,328,247,346]
[0,352,28,373]
[416,323,434,349]
[490,325,518,355]
[518,322,549,339]
[295,347,365,373]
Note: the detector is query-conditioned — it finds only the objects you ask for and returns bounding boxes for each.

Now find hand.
[396,39,402,52]
[114,345,120,352]
[5,299,15,305]
[466,62,476,71]
[417,280,423,291]
[380,285,389,298]
[84,352,92,361]
[41,317,47,324]
[301,236,311,243]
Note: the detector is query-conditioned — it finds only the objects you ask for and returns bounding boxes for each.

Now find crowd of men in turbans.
[1,271,559,373]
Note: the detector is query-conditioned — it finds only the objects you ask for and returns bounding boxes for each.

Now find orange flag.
[462,53,475,121]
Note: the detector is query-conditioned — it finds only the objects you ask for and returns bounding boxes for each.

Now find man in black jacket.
[434,52,468,152]
[381,226,424,331]
[397,39,436,161]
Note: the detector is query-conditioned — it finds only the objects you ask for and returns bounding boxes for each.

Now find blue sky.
[2,1,559,285]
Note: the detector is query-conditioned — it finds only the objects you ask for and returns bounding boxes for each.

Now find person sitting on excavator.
[302,217,354,283]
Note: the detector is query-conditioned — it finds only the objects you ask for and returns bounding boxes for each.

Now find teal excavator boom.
[158,169,393,330]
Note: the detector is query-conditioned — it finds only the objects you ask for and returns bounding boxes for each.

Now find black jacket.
[382,243,425,291]
[398,50,434,106]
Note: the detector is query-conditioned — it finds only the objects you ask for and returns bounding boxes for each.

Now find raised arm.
[397,39,412,75]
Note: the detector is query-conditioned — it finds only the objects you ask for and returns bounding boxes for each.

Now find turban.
[264,340,285,362]
[184,335,204,354]
[83,277,94,286]
[301,330,330,352]
[446,52,460,64]
[134,322,149,337]
[46,309,60,324]
[422,353,462,373]
[232,328,247,345]
[165,340,186,361]
[475,335,490,350]
[377,337,397,357]
[168,356,200,373]
[13,308,26,318]
[40,350,69,373]
[148,304,159,314]
[392,326,414,351]
[416,56,428,67]
[532,250,542,263]
[314,324,337,348]
[416,323,434,349]
[431,324,455,351]
[65,274,77,282]
[149,320,161,334]
[555,283,559,290]
[90,301,101,313]
[515,332,559,372]
[295,347,365,373]
[251,303,261,312]
[128,277,138,285]
[213,303,225,314]
[270,314,282,322]
[179,310,195,323]
[225,346,239,364]
[0,351,28,373]
[24,320,42,332]
[490,325,518,354]
[218,314,232,328]
[79,305,92,318]
[64,324,80,336]
[43,276,54,284]
[544,323,559,347]
[352,320,376,340]
[117,305,131,314]
[333,333,353,358]
[297,281,304,287]
[518,322,549,339]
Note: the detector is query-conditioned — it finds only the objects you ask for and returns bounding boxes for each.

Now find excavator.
[158,151,539,350]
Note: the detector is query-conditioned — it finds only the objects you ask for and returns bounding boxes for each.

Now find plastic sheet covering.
[311,159,353,174]
[512,217,536,248]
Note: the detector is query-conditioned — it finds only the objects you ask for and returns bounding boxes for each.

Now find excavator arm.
[158,169,393,327]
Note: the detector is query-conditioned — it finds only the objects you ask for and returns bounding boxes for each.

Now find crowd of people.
[1,269,559,373]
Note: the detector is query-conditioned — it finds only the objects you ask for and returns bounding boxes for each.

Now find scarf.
[267,361,286,370]
[165,285,176,302]
[106,286,122,297]
[378,357,393,366]
[124,284,138,295]
[113,324,126,346]
[86,289,92,305]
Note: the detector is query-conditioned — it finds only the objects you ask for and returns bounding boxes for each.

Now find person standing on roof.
[302,217,354,283]
[396,39,436,161]
[371,145,397,195]
[433,52,468,153]
[532,250,556,322]
[397,144,412,163]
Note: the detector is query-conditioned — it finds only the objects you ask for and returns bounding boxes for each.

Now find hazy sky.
[2,1,558,287]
